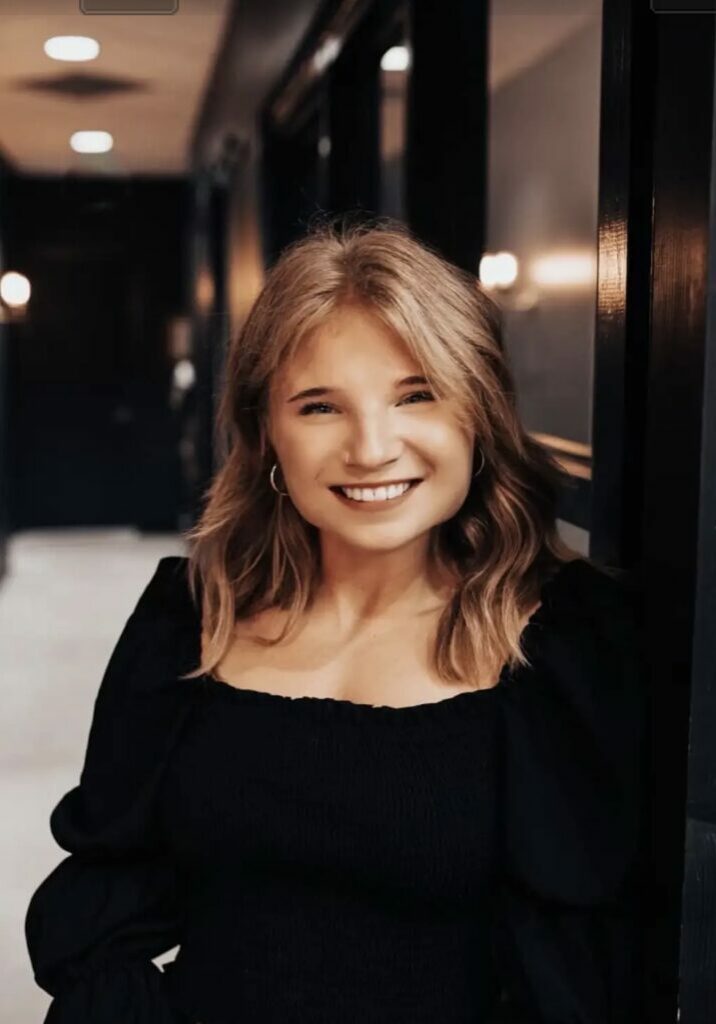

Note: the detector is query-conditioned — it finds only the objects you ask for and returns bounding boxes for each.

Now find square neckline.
[195,558,584,717]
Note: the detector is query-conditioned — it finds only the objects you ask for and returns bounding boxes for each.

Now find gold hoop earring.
[473,447,486,478]
[269,462,289,497]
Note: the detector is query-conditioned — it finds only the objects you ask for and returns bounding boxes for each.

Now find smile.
[329,479,421,509]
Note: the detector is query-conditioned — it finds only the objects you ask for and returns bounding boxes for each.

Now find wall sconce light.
[0,271,31,310]
[381,46,411,71]
[479,251,519,290]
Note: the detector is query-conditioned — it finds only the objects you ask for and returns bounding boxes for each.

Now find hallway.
[1,529,184,1021]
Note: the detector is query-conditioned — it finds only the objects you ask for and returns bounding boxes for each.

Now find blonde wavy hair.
[182,218,583,687]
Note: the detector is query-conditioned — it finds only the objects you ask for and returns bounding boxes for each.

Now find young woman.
[25,222,647,1023]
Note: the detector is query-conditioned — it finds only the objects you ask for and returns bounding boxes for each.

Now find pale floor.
[1,529,186,1023]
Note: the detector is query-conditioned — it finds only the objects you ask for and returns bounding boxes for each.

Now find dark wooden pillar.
[628,10,715,1023]
[328,5,382,216]
[405,0,488,273]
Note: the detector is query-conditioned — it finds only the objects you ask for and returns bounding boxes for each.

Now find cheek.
[275,430,321,470]
[276,419,472,477]
[430,430,473,472]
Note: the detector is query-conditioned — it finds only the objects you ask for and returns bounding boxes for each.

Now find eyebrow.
[286,375,429,403]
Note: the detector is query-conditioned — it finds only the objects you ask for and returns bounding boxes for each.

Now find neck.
[313,546,457,632]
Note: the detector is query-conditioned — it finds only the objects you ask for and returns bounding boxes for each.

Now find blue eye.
[298,391,435,416]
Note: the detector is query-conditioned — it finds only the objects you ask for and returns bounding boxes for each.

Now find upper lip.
[331,479,421,488]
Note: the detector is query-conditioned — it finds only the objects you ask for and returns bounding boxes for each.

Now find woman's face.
[266,303,476,555]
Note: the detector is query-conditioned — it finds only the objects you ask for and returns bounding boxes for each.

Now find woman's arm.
[25,558,198,1023]
[490,560,649,1023]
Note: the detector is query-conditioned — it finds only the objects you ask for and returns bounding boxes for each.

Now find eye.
[298,402,334,416]
[298,391,435,416]
[402,390,435,405]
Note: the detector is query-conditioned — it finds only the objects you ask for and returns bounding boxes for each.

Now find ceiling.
[0,0,231,175]
[0,0,603,176]
[489,0,602,93]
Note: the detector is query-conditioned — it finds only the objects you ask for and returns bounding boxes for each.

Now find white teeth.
[339,481,412,502]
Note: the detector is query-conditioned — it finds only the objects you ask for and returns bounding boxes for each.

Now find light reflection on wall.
[195,267,215,313]
[530,251,596,288]
[480,249,597,293]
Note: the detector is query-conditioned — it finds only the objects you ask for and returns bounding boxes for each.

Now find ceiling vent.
[14,72,147,100]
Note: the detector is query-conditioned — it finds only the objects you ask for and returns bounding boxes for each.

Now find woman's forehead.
[279,309,419,379]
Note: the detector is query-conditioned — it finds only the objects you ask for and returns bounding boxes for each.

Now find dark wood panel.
[405,0,488,272]
[679,16,716,1017]
[591,0,655,569]
[327,5,384,217]
[640,12,716,1024]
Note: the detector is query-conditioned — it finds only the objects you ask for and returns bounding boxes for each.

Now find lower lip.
[330,480,421,511]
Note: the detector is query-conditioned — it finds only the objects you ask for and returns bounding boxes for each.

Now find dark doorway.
[6,176,189,531]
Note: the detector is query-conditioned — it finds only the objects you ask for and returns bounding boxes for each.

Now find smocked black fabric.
[25,556,647,1023]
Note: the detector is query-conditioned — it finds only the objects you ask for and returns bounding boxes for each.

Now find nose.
[343,409,404,470]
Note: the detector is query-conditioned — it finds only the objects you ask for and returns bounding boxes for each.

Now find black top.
[25,556,647,1024]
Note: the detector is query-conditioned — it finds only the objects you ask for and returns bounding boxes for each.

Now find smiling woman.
[186,220,582,687]
[254,297,488,621]
[25,220,647,1024]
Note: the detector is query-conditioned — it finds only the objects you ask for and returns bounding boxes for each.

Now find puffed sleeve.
[490,559,649,1024]
[25,557,199,1023]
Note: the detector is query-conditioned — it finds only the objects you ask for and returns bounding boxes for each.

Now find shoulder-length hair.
[182,218,583,687]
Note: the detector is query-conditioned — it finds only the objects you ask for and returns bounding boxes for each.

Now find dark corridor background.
[5,176,189,531]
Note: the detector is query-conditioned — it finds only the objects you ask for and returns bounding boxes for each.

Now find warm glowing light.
[196,269,215,312]
[381,45,411,71]
[70,131,113,154]
[313,35,341,74]
[0,271,31,307]
[479,251,519,290]
[44,36,100,62]
[530,252,597,288]
[173,359,196,391]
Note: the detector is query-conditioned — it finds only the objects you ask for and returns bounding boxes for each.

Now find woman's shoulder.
[131,555,195,618]
[538,555,640,635]
[106,556,201,695]
[502,554,646,713]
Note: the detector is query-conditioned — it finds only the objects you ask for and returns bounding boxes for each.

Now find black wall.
[5,175,190,532]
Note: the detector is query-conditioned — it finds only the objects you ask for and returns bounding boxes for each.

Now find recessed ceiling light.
[70,131,114,154]
[44,36,100,62]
